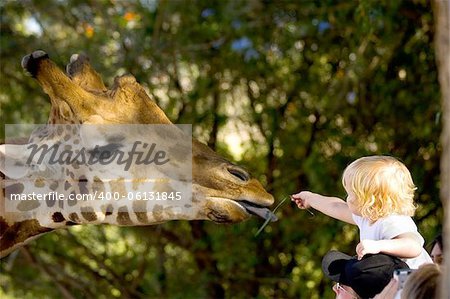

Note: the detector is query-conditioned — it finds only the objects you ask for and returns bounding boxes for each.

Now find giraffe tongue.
[239,201,278,222]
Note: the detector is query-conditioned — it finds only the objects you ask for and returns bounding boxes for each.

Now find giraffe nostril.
[227,166,250,182]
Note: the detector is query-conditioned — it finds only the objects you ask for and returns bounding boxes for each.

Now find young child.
[292,155,432,268]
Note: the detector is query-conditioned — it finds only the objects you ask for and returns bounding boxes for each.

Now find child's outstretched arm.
[356,233,423,259]
[291,191,355,224]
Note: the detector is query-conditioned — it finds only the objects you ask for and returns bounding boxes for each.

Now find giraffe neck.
[3,177,201,226]
[1,178,203,258]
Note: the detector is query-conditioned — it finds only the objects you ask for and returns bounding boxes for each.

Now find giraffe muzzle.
[238,201,278,222]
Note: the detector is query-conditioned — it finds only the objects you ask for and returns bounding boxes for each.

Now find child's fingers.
[291,194,309,210]
[291,195,302,202]
[292,198,302,204]
[290,195,301,204]
[296,200,307,209]
[357,251,365,260]
[356,242,365,259]
[293,198,301,204]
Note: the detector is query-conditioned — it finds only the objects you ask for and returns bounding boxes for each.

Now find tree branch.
[21,247,77,299]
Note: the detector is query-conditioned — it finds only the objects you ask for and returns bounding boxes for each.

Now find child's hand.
[356,240,381,259]
[290,191,313,210]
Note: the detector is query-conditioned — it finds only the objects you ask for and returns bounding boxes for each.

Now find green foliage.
[0,0,442,298]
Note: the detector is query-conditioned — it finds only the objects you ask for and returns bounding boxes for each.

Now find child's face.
[343,175,361,216]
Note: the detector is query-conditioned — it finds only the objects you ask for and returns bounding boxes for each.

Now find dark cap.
[322,250,409,298]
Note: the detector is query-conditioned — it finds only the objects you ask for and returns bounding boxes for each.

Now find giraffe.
[0,50,276,258]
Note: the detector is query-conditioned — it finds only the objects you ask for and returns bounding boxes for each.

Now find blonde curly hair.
[342,156,416,222]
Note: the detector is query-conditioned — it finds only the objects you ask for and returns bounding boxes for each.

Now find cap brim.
[321,250,354,283]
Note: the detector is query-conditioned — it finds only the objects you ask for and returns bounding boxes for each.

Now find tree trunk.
[432,1,450,298]
[207,87,220,151]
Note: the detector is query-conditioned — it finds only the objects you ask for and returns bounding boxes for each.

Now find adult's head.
[322,250,409,299]
[429,234,443,265]
[401,263,441,299]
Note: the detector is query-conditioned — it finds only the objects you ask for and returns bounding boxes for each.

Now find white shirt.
[352,214,433,269]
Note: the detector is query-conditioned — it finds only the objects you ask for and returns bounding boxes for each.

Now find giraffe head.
[1,51,275,230]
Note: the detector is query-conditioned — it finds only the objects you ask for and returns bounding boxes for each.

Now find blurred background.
[0,0,443,298]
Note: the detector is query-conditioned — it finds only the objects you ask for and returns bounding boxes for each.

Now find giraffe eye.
[227,166,250,182]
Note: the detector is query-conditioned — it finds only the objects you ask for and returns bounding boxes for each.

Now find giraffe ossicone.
[0,51,275,258]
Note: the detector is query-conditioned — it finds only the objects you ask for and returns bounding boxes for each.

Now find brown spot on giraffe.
[5,183,24,198]
[64,180,72,190]
[52,212,65,223]
[117,206,133,225]
[153,205,164,222]
[17,200,41,211]
[49,181,59,191]
[34,178,45,188]
[93,176,105,193]
[80,207,97,222]
[45,194,56,207]
[68,191,77,206]
[68,212,81,223]
[132,200,148,223]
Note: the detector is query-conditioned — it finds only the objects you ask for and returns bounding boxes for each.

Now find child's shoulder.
[377,214,423,242]
[378,214,416,225]
[383,214,413,220]
[376,214,419,234]
[384,214,415,221]
[355,213,414,224]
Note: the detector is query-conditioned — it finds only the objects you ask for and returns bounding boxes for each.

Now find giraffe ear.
[0,144,34,179]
